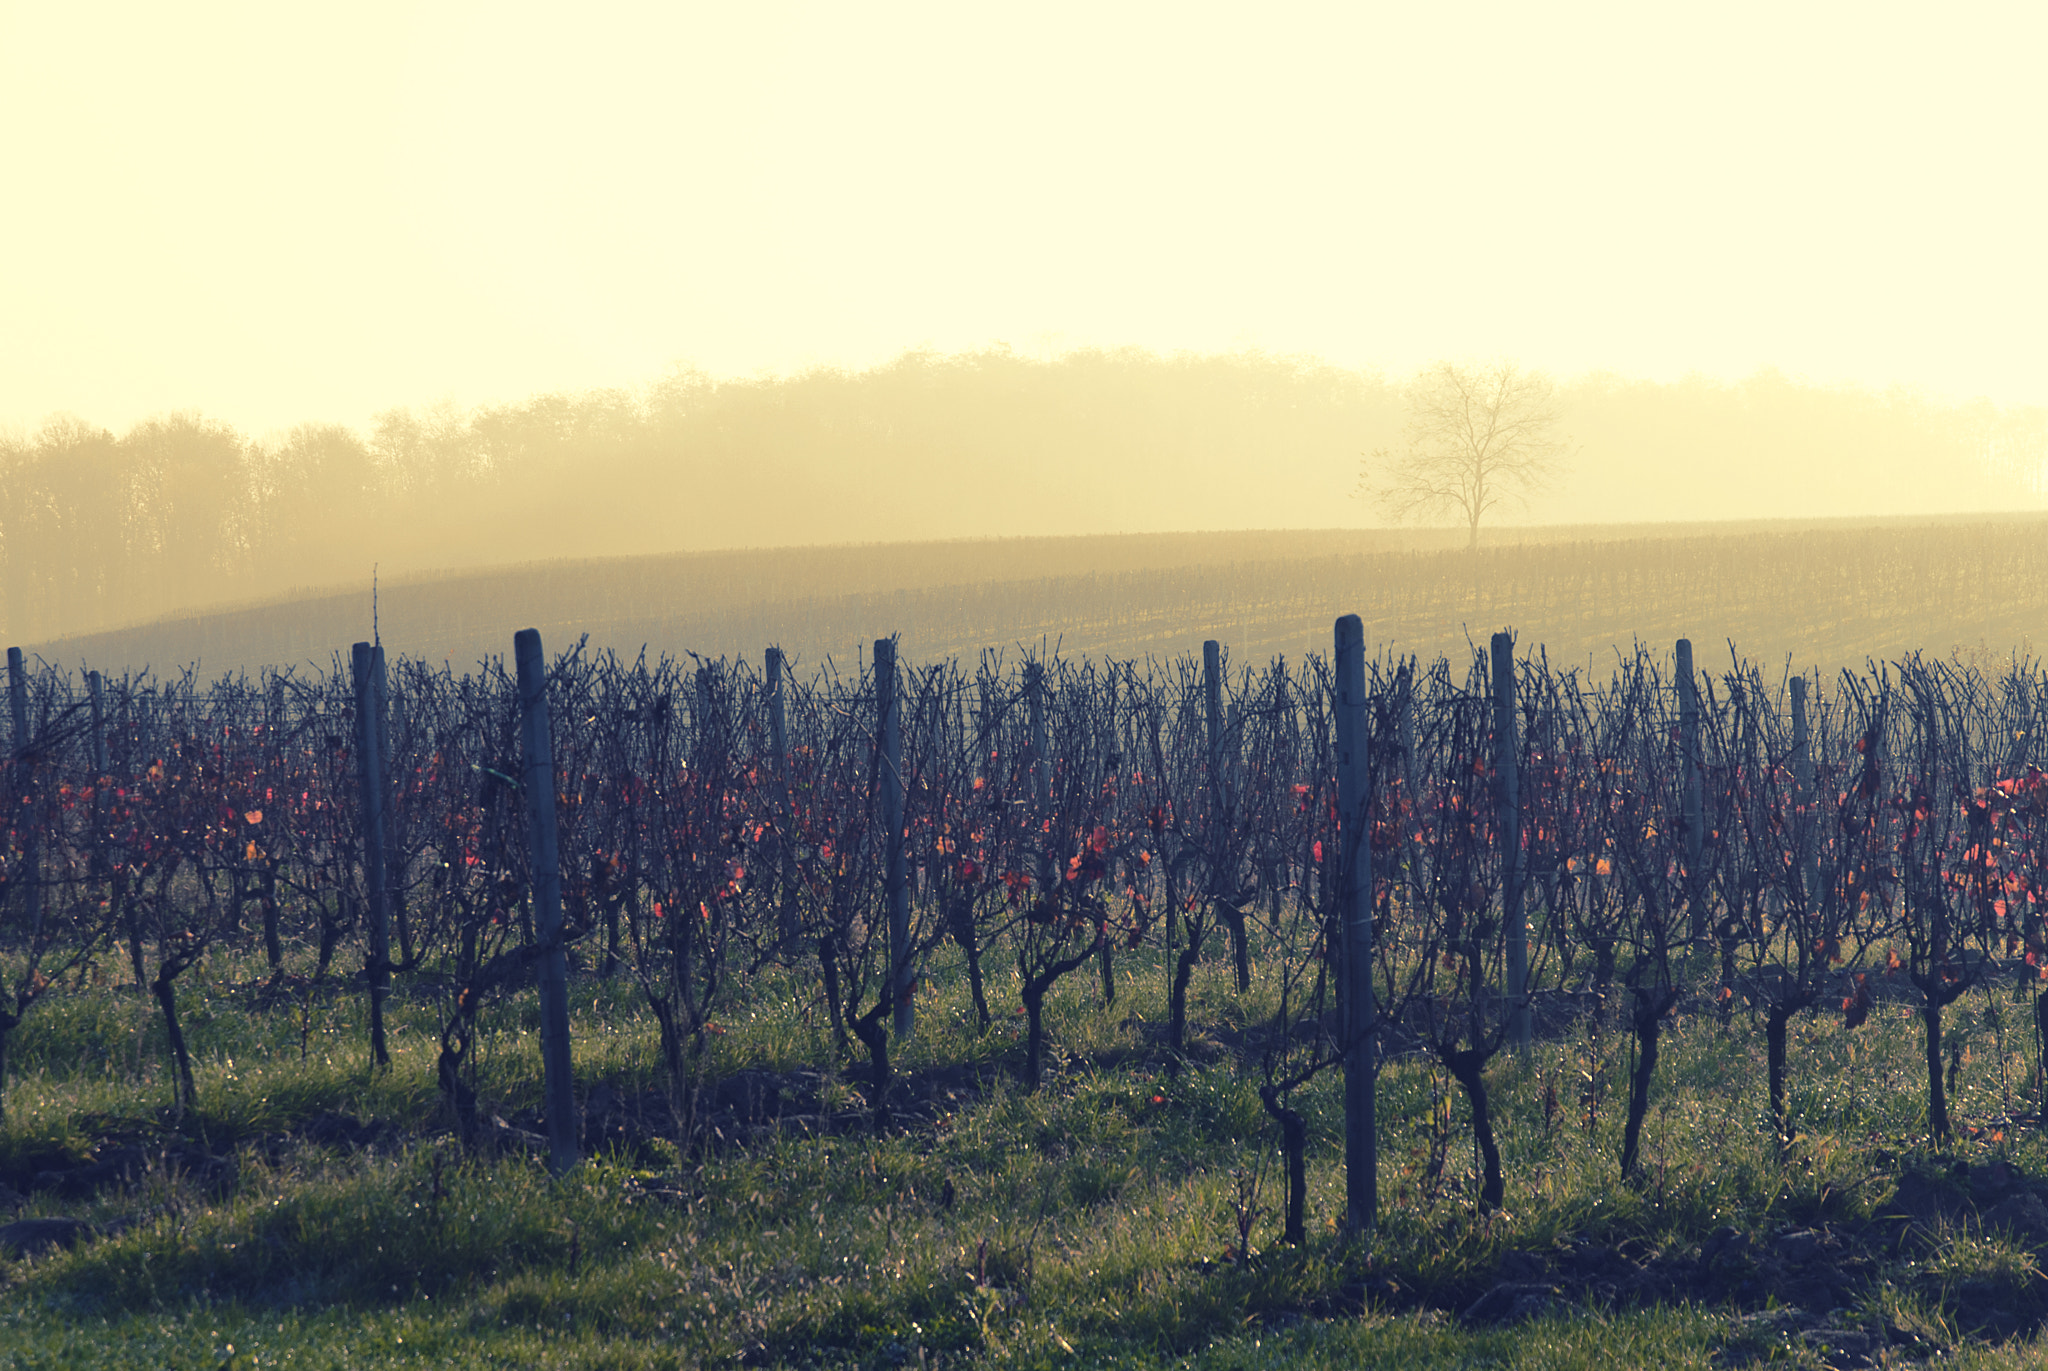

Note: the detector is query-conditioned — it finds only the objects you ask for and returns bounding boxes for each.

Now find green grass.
[5,939,2048,1368]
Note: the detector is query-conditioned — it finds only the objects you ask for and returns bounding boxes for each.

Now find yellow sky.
[3,2,2043,439]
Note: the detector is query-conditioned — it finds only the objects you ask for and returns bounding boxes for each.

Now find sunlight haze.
[6,2,2044,436]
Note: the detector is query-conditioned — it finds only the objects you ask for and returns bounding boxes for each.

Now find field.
[28,512,2048,679]
[7,572,2048,1366]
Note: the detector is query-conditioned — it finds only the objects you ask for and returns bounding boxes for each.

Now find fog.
[4,350,2042,645]
[8,8,2045,432]
[7,9,2044,659]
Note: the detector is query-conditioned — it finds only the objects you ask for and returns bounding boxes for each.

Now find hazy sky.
[4,3,2043,438]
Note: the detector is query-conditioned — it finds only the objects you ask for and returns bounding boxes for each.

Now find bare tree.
[1359,361,1569,549]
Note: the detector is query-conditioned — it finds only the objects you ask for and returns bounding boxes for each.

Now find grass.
[5,937,2048,1368]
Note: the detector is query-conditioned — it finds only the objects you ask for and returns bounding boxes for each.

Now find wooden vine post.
[1203,637,1225,835]
[1334,615,1376,1233]
[875,638,913,1042]
[1790,676,1816,905]
[1391,661,1418,924]
[86,670,107,774]
[1266,660,1292,919]
[1099,664,1120,1003]
[380,657,411,970]
[766,647,797,945]
[1026,660,1052,893]
[259,672,286,971]
[1676,639,1706,940]
[8,649,39,944]
[515,628,580,1176]
[766,648,789,775]
[84,670,110,924]
[1203,639,1250,991]
[1491,632,1529,1053]
[351,643,392,1069]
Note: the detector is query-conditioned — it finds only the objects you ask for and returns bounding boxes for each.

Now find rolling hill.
[25,513,2047,681]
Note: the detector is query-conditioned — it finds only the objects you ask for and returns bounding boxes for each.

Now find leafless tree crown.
[1359,361,1571,548]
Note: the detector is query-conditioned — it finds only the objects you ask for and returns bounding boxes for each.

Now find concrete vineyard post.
[515,628,580,1176]
[351,643,392,1070]
[1676,639,1705,939]
[875,639,913,1042]
[1491,633,1529,1053]
[1334,615,1376,1233]
[8,649,39,944]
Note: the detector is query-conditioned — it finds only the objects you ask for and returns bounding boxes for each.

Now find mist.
[4,349,2042,647]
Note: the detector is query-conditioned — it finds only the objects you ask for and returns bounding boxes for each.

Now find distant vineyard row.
[0,627,2044,1223]
[35,515,2048,678]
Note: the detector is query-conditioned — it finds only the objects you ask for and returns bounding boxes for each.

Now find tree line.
[7,348,2041,645]
[0,351,1398,644]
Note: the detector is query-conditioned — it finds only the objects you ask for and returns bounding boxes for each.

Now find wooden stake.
[87,670,107,775]
[1677,639,1705,939]
[1334,615,1376,1233]
[1492,632,1529,1052]
[1203,640,1226,822]
[516,628,580,1175]
[875,639,912,1042]
[351,643,390,1070]
[1026,660,1052,894]
[1791,676,1817,906]
[766,647,796,945]
[8,649,39,945]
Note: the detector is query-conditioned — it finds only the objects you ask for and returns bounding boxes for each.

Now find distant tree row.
[6,349,2041,644]
[0,351,1398,643]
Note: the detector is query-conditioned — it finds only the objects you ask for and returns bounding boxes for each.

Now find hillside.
[26,513,2047,680]
[6,350,2042,649]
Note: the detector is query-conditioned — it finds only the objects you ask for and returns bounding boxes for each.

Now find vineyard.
[35,513,2048,680]
[5,627,2048,1366]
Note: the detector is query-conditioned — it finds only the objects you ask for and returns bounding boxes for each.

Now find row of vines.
[1,631,2045,1234]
